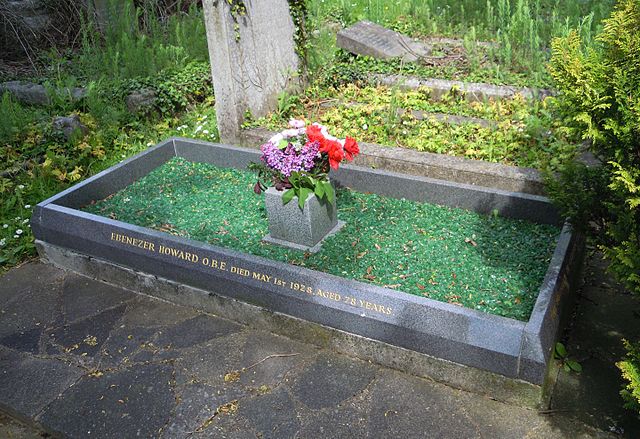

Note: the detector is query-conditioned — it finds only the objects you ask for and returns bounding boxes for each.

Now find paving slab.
[236,386,300,439]
[290,352,377,410]
[48,304,128,359]
[161,382,246,438]
[61,273,132,323]
[38,363,176,438]
[0,261,632,438]
[0,346,84,419]
[366,368,479,438]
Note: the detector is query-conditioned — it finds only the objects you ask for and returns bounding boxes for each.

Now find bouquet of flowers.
[250,119,359,209]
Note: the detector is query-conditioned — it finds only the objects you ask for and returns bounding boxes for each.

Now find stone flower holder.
[263,186,345,253]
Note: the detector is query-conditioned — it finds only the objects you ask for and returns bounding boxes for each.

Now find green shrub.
[115,61,213,116]
[547,0,640,294]
[618,340,640,413]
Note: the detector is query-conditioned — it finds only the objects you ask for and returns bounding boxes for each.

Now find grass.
[83,157,561,321]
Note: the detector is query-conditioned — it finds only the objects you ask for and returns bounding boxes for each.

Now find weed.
[554,342,582,373]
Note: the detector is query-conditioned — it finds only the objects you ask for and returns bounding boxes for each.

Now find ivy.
[218,0,308,69]
[218,0,247,41]
[288,0,310,72]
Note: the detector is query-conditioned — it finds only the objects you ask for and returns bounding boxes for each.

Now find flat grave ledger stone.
[31,138,584,407]
[337,20,432,61]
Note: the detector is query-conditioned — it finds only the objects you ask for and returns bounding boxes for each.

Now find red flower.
[306,124,324,145]
[327,141,344,169]
[343,136,359,161]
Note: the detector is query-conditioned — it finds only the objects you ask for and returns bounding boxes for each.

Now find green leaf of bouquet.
[323,182,334,203]
[278,139,289,149]
[314,181,325,198]
[282,189,295,205]
[298,188,312,209]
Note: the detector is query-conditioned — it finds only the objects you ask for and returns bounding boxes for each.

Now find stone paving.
[0,256,637,438]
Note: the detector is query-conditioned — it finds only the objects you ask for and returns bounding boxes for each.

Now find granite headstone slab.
[337,21,432,62]
[202,0,300,143]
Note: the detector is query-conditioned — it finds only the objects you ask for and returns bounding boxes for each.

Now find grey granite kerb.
[31,138,582,396]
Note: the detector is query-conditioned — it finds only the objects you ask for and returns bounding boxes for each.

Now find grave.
[374,74,549,102]
[337,21,496,64]
[337,20,432,61]
[31,137,584,407]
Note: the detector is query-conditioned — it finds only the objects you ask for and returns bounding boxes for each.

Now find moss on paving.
[84,157,560,321]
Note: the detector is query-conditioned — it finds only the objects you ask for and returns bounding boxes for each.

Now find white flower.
[203,129,209,135]
[17,185,25,190]
[0,239,5,247]
[321,128,338,142]
[13,235,18,239]
[2,224,7,229]
[202,115,208,120]
[22,219,29,224]
[268,133,284,145]
[16,229,23,235]
[24,204,31,209]
[281,129,300,139]
[289,119,305,129]
[194,125,203,133]
[147,142,154,146]
[362,123,368,130]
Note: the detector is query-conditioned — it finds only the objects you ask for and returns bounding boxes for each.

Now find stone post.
[202,0,300,144]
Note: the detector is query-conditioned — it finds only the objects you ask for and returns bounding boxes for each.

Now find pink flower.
[289,119,306,129]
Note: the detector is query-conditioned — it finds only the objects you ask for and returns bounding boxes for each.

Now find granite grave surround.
[31,138,584,407]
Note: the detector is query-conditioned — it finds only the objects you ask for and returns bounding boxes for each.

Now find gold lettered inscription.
[158,244,199,263]
[202,257,228,271]
[108,229,393,316]
[110,232,156,252]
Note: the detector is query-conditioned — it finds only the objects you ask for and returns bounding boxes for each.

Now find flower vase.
[262,186,345,253]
